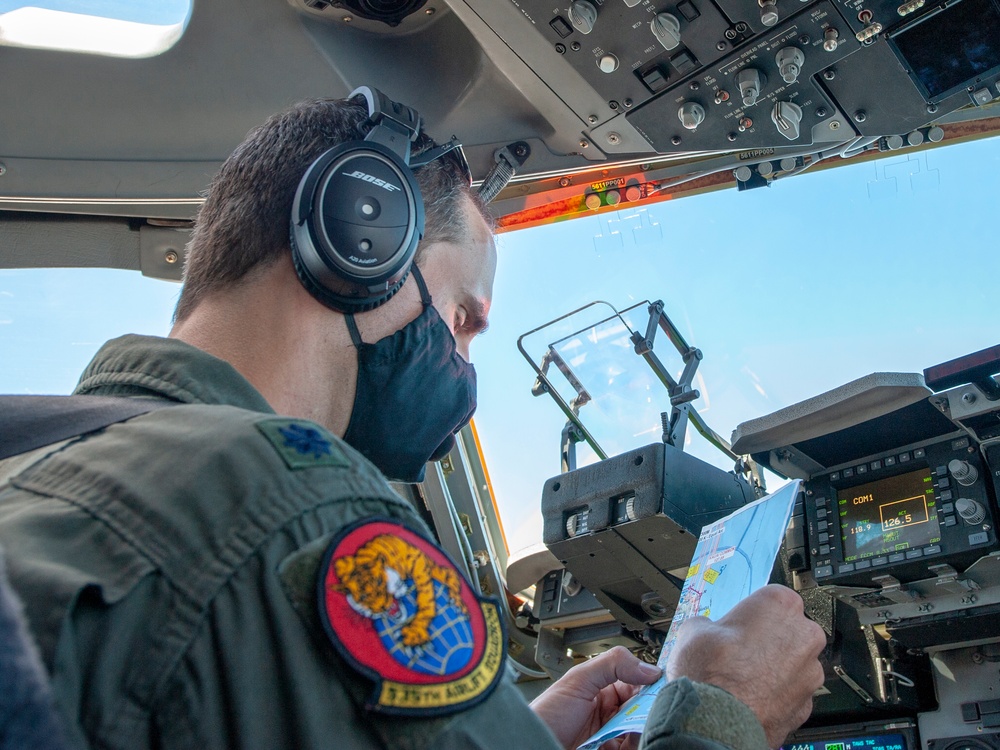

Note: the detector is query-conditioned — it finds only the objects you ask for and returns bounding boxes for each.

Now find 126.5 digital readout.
[837,467,942,562]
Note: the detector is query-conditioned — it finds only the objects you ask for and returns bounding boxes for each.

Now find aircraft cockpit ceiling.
[2,0,1000,274]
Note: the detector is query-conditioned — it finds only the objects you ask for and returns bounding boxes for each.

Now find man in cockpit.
[0,93,825,750]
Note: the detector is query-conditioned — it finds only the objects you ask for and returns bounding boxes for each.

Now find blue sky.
[2,136,997,552]
[0,0,189,24]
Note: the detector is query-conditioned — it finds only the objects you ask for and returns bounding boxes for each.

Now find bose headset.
[290,86,468,313]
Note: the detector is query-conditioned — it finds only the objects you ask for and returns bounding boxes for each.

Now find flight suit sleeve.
[638,677,769,750]
[274,530,564,750]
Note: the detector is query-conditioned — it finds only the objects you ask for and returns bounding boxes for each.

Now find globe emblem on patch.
[373,578,475,676]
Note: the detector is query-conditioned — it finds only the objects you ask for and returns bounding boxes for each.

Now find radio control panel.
[802,435,996,587]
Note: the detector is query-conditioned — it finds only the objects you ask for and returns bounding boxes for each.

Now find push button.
[941,502,954,513]
[830,471,841,481]
[871,460,882,470]
[816,508,828,520]
[817,520,828,531]
[819,544,830,555]
[844,468,854,478]
[857,464,868,475]
[905,548,923,559]
[914,448,926,459]
[970,532,990,545]
[873,557,888,566]
[549,15,574,38]
[924,545,942,556]
[855,560,871,570]
[885,456,896,467]
[677,0,701,20]
[671,50,697,75]
[838,563,855,573]
[815,565,834,577]
[945,516,957,527]
[940,491,953,502]
[640,66,669,93]
[889,552,906,563]
[900,452,911,462]
[818,532,829,543]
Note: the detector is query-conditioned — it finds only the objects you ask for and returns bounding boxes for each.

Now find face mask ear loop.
[343,313,365,350]
[410,264,433,309]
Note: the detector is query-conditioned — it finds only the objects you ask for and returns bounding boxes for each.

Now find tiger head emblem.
[333,534,468,647]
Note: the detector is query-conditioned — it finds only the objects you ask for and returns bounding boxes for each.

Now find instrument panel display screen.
[889,0,1000,101]
[838,468,941,562]
[781,732,907,750]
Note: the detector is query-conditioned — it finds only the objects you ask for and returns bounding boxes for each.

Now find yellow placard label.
[687,564,700,577]
[703,568,720,584]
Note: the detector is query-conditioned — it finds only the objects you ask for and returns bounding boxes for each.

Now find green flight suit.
[0,334,766,750]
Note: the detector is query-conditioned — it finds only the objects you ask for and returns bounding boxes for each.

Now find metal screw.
[623,98,633,108]
[0,163,6,176]
[342,15,352,21]
[555,43,566,54]
[735,21,749,32]
[799,34,810,44]
[164,250,179,264]
[972,651,985,664]
[927,103,939,114]
[579,139,589,148]
[559,176,571,187]
[816,107,828,117]
[514,144,529,158]
[640,163,651,170]
[717,41,727,50]
[829,120,841,130]
[727,132,738,141]
[671,135,682,145]
[588,115,598,123]
[854,110,867,123]
[609,100,620,110]
[963,392,978,404]
[571,41,581,51]
[725,28,737,39]
[607,132,622,145]
[690,81,700,91]
[823,69,836,80]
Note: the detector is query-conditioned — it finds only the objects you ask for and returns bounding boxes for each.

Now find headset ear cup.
[290,233,409,314]
[290,140,425,314]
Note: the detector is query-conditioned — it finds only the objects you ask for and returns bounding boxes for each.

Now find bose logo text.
[343,170,401,192]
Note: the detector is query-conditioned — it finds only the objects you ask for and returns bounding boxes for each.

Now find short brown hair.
[174,97,484,321]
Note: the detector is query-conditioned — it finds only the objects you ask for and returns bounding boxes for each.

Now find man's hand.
[665,584,827,748]
[531,646,663,750]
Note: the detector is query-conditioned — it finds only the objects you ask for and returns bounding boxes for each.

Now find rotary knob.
[737,68,766,107]
[678,101,706,130]
[624,495,638,521]
[569,0,598,34]
[759,0,779,26]
[772,100,803,140]
[651,12,682,50]
[956,497,987,525]
[949,459,980,487]
[775,47,805,84]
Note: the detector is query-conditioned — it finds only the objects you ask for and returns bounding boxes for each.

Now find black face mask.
[342,266,478,483]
